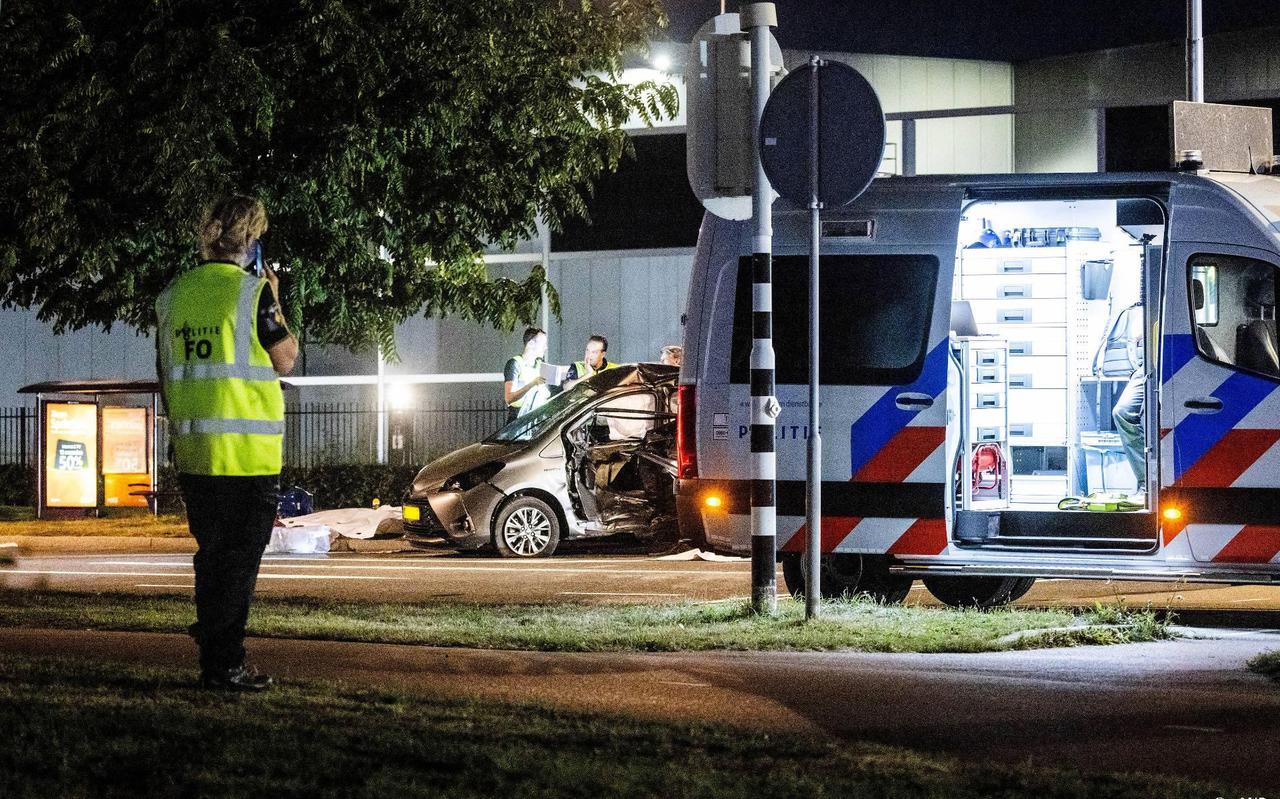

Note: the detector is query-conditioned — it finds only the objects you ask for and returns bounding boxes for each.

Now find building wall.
[2,249,695,407]
[917,114,1015,174]
[1013,26,1280,173]
[0,310,156,407]
[798,52,1012,113]
[793,51,1015,175]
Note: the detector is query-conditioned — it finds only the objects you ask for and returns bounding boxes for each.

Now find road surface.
[3,548,1279,622]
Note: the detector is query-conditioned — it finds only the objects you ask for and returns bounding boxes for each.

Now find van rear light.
[677,384,697,478]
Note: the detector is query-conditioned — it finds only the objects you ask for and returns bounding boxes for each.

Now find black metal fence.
[1,401,507,469]
[284,400,508,468]
[0,407,35,466]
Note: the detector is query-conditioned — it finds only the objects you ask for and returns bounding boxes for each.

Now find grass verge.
[0,653,1224,798]
[0,589,1172,653]
[0,509,188,537]
[1247,650,1280,682]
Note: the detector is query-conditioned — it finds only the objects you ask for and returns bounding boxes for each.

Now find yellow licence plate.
[403,505,421,522]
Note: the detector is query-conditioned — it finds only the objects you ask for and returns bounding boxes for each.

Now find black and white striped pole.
[743,2,779,615]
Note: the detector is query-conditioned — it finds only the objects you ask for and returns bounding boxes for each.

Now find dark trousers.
[179,473,278,674]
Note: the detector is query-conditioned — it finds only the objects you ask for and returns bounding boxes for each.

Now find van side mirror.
[1192,279,1205,311]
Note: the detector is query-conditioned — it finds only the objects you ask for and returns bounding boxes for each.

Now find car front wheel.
[493,496,561,558]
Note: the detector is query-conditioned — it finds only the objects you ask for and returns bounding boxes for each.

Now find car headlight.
[444,462,503,492]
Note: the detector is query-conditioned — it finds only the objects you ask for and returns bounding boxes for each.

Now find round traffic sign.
[758,60,885,207]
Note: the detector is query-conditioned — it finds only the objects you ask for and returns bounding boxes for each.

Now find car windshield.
[488,382,604,443]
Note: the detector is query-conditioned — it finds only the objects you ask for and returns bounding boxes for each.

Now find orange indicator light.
[703,493,724,510]
[1162,507,1182,521]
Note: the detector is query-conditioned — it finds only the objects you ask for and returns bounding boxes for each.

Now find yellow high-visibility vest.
[155,262,284,476]
[508,354,542,408]
[572,359,619,380]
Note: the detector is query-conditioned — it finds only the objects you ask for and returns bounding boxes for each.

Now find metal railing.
[2,400,507,470]
[0,407,35,466]
[283,400,508,468]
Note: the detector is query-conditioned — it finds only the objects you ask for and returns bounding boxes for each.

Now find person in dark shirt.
[503,327,548,422]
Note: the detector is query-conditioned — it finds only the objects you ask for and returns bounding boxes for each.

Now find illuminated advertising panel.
[102,407,150,507]
[44,403,98,508]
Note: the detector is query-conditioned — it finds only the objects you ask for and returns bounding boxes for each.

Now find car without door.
[401,363,679,557]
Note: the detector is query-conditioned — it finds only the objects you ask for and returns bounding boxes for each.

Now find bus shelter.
[18,379,163,519]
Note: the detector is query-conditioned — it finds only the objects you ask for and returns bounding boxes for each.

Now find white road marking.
[1162,724,1224,734]
[134,584,195,588]
[657,680,711,688]
[560,591,683,598]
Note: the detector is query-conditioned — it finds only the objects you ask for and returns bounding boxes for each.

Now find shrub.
[0,463,416,514]
[0,465,35,506]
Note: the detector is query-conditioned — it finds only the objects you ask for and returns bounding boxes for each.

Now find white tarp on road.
[265,506,405,554]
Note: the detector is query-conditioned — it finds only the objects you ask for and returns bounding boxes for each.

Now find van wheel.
[781,553,913,604]
[923,576,1025,608]
[1007,577,1037,603]
[493,496,561,558]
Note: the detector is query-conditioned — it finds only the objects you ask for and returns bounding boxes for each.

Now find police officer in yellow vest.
[563,334,617,390]
[156,195,298,691]
[503,327,548,422]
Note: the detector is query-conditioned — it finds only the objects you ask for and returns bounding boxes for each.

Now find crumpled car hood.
[410,441,521,495]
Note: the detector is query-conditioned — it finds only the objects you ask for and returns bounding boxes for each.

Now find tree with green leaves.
[0,0,677,354]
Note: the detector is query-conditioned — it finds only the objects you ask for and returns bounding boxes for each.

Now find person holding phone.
[155,194,297,691]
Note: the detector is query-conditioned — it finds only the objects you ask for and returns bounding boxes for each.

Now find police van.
[675,147,1280,606]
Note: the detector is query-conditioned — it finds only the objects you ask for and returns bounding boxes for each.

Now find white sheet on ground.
[278,506,403,539]
[654,548,747,562]
[265,524,331,554]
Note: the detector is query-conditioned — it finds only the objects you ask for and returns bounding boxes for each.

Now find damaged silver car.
[402,363,678,557]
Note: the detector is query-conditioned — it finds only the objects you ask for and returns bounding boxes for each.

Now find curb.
[994,621,1161,646]
[0,535,413,556]
[0,536,198,554]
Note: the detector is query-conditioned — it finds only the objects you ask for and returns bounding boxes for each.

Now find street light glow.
[651,53,672,72]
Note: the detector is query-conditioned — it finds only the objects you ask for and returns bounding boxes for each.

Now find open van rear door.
[754,181,965,557]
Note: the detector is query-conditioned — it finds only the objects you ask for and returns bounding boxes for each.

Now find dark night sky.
[662,1,1280,61]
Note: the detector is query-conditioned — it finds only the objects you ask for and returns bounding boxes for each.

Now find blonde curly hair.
[198,195,268,261]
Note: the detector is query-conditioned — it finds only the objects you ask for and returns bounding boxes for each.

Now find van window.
[731,254,939,385]
[1189,253,1279,379]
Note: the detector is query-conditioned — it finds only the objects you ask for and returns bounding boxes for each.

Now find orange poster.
[45,403,98,508]
[102,407,150,507]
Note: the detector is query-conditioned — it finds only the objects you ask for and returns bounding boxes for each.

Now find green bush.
[0,465,35,506]
[280,464,420,510]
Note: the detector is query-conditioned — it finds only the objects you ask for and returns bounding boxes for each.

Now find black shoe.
[199,664,274,692]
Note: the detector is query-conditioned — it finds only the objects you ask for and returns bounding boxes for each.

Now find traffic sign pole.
[804,57,823,619]
[758,57,885,621]
[742,2,778,616]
